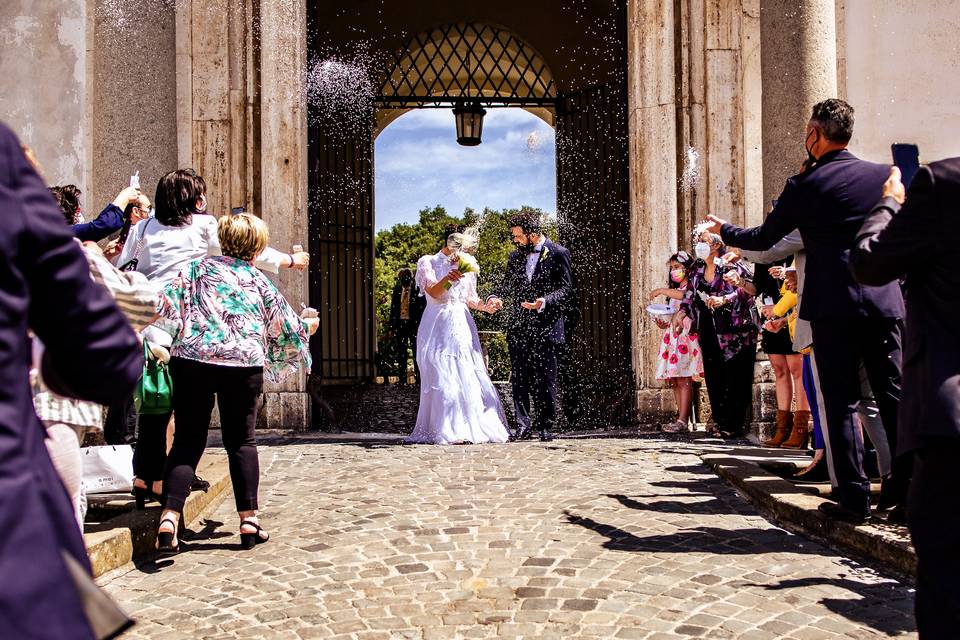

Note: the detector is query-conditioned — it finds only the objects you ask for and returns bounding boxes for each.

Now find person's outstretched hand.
[300,306,319,335]
[721,250,741,265]
[704,215,726,235]
[883,166,906,204]
[102,239,123,261]
[288,251,310,271]
[521,299,544,311]
[785,271,798,293]
[112,186,141,210]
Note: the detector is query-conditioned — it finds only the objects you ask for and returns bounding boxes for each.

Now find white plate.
[646,303,675,317]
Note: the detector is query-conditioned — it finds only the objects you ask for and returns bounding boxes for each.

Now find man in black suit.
[705,99,908,522]
[389,268,426,383]
[488,211,575,441]
[850,159,960,638]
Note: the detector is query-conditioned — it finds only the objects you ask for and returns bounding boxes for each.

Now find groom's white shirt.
[526,237,547,313]
[525,236,546,281]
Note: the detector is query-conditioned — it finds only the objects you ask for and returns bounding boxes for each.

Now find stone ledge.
[701,449,916,579]
[85,454,232,578]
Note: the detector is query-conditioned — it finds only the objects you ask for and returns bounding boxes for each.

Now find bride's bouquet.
[444,230,480,290]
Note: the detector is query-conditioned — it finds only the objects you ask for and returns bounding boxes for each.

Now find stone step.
[702,448,915,578]
[85,453,232,578]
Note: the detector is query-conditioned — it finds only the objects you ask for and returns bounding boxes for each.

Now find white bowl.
[646,303,675,318]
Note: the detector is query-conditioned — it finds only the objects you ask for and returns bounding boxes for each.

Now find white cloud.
[374,108,557,229]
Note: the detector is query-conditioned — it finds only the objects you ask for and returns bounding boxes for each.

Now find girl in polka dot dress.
[648,251,703,433]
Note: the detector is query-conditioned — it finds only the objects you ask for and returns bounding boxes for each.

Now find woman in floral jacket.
[152,213,317,554]
[674,231,759,438]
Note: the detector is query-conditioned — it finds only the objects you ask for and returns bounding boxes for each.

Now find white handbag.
[81,445,134,494]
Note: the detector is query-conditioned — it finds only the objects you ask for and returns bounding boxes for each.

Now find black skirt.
[762,328,796,355]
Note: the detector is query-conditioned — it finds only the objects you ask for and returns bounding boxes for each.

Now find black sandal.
[156,517,180,556]
[240,519,270,550]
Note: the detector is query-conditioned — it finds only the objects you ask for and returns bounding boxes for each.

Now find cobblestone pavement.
[100,438,917,639]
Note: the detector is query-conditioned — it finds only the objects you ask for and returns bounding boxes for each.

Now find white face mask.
[694,242,711,260]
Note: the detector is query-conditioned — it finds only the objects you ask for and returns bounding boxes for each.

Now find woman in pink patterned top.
[649,251,703,433]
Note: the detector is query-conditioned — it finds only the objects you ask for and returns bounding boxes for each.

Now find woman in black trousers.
[674,231,759,438]
[152,213,316,554]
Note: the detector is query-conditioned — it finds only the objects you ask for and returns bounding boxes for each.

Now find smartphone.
[130,170,140,190]
[891,143,920,189]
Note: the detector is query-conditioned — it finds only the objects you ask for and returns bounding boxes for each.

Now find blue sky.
[374,109,556,230]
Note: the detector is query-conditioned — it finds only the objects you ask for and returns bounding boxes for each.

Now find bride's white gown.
[405,251,510,444]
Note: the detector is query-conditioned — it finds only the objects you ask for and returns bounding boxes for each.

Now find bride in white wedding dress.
[405,232,511,445]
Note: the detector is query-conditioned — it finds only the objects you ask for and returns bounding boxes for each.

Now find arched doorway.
[308,10,632,428]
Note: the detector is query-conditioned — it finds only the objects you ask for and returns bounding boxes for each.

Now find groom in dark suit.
[488,211,575,441]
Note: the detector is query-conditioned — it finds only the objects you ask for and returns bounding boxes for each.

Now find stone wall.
[0,0,89,190]
[838,0,960,163]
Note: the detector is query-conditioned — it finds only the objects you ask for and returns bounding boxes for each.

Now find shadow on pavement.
[563,511,818,555]
[606,493,730,515]
[756,576,916,636]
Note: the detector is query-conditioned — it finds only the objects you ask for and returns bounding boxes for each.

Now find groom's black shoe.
[539,430,555,442]
[511,426,533,441]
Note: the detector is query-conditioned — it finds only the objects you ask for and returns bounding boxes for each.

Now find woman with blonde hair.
[152,213,317,554]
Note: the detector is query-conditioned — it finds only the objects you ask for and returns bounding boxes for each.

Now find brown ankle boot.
[782,410,811,449]
[762,410,793,448]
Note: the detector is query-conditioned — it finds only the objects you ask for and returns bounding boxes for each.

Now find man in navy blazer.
[0,123,143,639]
[850,159,960,637]
[705,99,908,522]
[488,211,575,441]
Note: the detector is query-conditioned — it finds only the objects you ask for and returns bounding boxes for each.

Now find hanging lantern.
[453,101,486,146]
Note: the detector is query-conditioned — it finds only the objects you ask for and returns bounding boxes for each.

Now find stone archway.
[309,15,634,429]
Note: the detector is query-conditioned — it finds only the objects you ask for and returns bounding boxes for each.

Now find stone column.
[259,0,311,429]
[626,0,679,421]
[759,0,837,209]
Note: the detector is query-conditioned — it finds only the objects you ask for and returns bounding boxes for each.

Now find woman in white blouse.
[118,169,310,506]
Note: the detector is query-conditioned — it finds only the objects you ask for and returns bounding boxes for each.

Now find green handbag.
[135,341,173,415]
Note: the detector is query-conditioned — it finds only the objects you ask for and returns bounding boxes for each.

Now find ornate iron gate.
[307,116,376,380]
